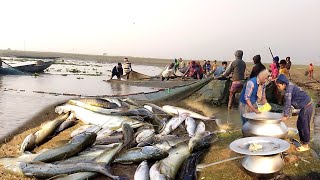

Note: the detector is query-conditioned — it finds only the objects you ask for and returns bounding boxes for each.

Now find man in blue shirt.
[239,69,270,124]
[276,74,313,152]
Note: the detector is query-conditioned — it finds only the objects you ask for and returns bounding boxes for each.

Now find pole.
[268,47,275,59]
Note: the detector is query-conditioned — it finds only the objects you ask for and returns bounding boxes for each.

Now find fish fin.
[47,174,68,180]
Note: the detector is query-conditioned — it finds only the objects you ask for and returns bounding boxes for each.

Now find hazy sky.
[1,0,319,64]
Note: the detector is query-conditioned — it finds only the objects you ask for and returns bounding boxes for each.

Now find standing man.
[123,57,132,75]
[222,50,247,109]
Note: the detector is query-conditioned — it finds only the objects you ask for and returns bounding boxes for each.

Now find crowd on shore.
[162,50,314,153]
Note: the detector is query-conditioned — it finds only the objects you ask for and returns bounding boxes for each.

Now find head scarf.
[253,55,261,64]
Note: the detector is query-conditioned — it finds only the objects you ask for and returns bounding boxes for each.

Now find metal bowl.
[229,136,290,156]
[242,154,284,174]
[242,112,283,124]
[242,112,288,138]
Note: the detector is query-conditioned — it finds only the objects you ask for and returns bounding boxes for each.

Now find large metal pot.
[242,112,288,139]
[242,154,284,174]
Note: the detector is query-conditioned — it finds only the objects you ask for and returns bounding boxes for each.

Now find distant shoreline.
[0,49,172,67]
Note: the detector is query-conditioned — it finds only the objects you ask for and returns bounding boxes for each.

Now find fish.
[55,104,145,130]
[55,120,77,134]
[19,161,120,179]
[55,123,132,179]
[34,113,69,145]
[0,150,47,176]
[95,134,123,145]
[70,124,95,137]
[188,131,218,153]
[55,144,118,165]
[20,133,36,152]
[134,160,150,180]
[144,103,172,115]
[135,128,155,144]
[67,100,122,114]
[159,142,191,179]
[159,113,188,135]
[112,108,166,133]
[70,98,120,109]
[149,161,167,180]
[195,121,206,134]
[185,116,197,137]
[114,146,169,164]
[103,97,123,107]
[153,136,190,151]
[33,132,97,163]
[177,148,208,180]
[162,105,215,121]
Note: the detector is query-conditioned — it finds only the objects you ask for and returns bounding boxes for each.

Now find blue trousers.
[297,104,313,144]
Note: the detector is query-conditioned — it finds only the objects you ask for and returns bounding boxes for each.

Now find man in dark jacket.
[110,63,123,80]
[250,55,266,78]
[222,50,246,109]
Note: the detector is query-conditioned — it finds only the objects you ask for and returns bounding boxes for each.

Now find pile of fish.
[0,97,218,180]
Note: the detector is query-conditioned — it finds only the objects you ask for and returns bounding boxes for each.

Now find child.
[275,74,313,152]
[279,59,290,77]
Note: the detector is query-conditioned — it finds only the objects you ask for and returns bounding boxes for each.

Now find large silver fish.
[149,161,167,180]
[195,121,206,134]
[159,113,188,135]
[162,105,215,121]
[114,146,169,164]
[159,143,191,179]
[55,104,145,130]
[134,160,150,180]
[55,123,132,179]
[185,116,197,137]
[67,99,123,114]
[19,162,120,179]
[34,112,69,145]
[153,135,190,151]
[20,133,36,152]
[112,108,166,133]
[177,148,208,180]
[34,132,97,163]
[69,98,120,109]
[188,131,218,153]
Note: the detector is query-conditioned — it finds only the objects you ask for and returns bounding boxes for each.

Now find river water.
[0,59,242,139]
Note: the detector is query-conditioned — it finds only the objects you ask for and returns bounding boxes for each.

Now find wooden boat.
[0,60,54,74]
[13,60,54,73]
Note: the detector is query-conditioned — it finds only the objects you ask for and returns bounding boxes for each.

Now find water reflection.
[110,82,123,93]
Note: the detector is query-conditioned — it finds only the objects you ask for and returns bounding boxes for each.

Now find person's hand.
[254,109,261,114]
[281,116,288,121]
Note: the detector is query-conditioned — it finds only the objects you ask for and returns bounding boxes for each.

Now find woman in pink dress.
[270,56,279,80]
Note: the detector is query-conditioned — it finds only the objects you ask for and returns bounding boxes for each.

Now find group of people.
[223,50,313,152]
[160,58,228,81]
[110,57,132,80]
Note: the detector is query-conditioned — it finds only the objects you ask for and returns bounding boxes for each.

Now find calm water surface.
[0,59,242,138]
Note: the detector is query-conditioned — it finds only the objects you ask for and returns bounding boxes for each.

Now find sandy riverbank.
[1,50,320,179]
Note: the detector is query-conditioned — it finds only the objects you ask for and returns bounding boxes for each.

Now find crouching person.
[161,63,176,81]
[276,74,314,152]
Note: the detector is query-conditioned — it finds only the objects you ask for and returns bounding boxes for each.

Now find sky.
[0,0,319,64]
